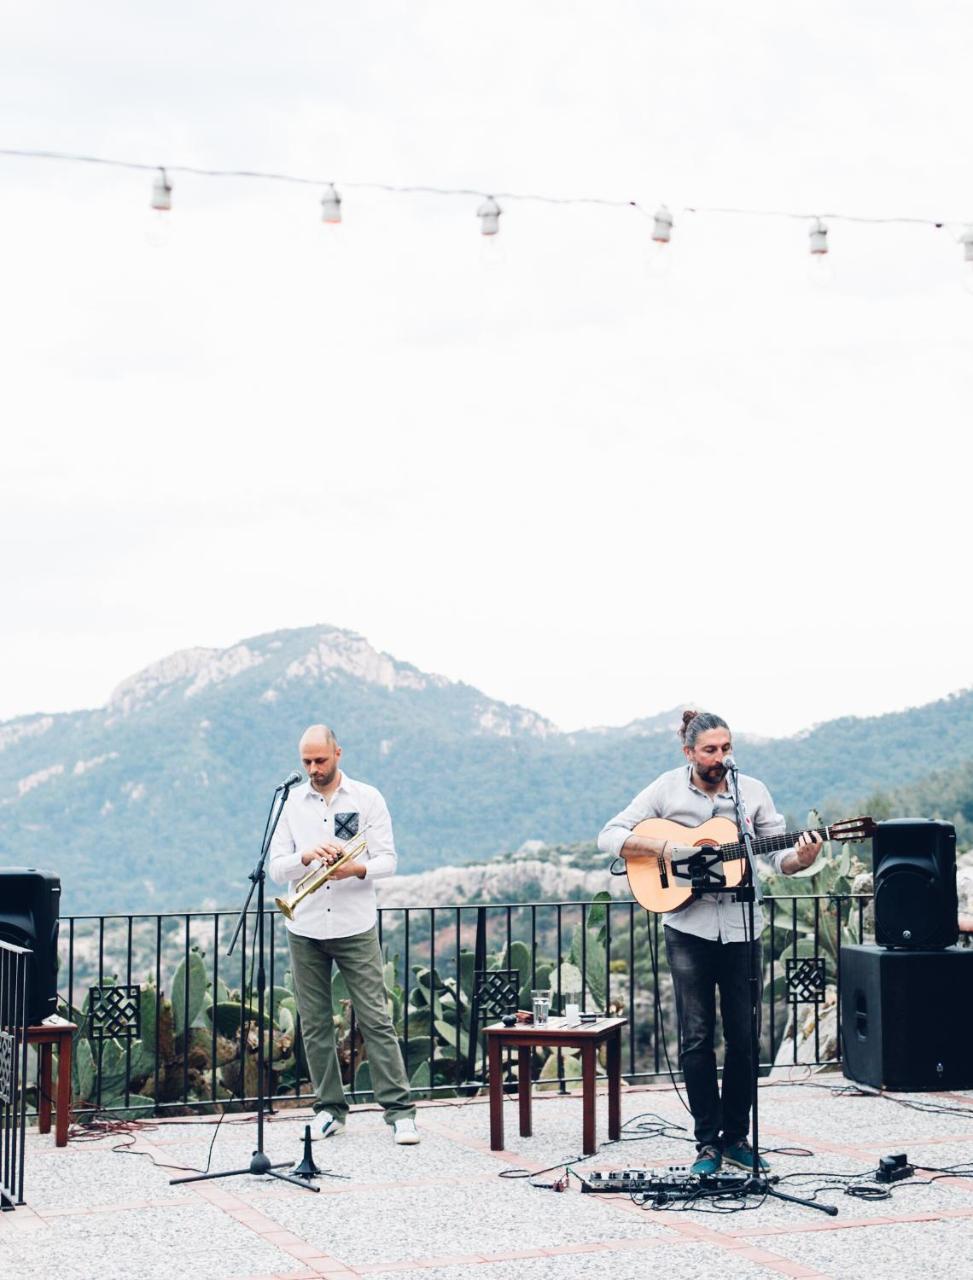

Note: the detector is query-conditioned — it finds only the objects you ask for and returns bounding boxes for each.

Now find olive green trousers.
[287,925,414,1123]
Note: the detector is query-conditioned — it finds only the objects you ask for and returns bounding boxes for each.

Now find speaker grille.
[873,819,958,950]
[874,868,943,947]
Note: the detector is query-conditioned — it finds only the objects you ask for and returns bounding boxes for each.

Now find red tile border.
[731,1247,829,1277]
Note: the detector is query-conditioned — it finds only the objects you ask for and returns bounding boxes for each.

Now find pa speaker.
[840,943,973,1090]
[0,867,61,1025]
[873,818,957,949]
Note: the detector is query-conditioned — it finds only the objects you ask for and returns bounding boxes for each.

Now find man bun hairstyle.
[679,709,729,747]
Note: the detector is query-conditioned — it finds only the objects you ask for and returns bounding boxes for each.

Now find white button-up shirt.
[268,773,397,940]
[597,765,789,942]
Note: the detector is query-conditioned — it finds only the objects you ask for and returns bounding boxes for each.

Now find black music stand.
[670,768,835,1218]
[171,778,318,1192]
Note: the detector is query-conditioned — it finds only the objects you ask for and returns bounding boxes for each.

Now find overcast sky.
[2,2,971,738]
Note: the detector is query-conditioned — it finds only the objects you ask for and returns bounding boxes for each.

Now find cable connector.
[876,1153,914,1183]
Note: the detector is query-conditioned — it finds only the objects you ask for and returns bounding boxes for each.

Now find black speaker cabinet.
[840,943,973,1090]
[0,867,61,1025]
[873,818,957,949]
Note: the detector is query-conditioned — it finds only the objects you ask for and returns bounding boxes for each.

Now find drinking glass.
[531,989,551,1026]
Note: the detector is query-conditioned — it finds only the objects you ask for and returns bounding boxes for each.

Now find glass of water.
[531,989,551,1026]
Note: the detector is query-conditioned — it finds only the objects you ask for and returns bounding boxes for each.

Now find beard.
[311,764,338,788]
[698,762,727,785]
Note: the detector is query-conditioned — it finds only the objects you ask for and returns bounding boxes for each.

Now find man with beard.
[269,724,418,1144]
[597,710,822,1175]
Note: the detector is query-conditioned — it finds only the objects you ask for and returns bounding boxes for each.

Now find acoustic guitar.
[624,815,875,915]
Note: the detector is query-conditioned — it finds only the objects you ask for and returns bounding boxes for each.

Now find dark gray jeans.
[664,925,762,1151]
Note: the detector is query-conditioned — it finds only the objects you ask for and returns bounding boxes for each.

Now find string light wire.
[1,146,970,257]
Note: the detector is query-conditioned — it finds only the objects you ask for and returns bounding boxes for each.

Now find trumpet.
[274,834,368,920]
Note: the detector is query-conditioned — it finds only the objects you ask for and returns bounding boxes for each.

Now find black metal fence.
[46,892,872,1120]
[1,939,31,1209]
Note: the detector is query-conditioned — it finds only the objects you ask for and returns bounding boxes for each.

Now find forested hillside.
[1,623,970,913]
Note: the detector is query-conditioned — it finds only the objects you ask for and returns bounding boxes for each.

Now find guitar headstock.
[829,816,876,843]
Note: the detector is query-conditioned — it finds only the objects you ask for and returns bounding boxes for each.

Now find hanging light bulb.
[477,196,502,236]
[806,216,835,287]
[809,217,828,256]
[652,205,673,244]
[150,168,172,212]
[320,183,342,224]
[643,204,673,281]
[960,228,973,295]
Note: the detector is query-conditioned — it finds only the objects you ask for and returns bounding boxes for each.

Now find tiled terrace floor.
[4,1072,973,1280]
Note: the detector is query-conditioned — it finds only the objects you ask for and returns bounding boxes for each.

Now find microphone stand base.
[742,1176,838,1216]
[171,1151,320,1192]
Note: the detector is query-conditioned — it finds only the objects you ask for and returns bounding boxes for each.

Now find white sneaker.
[392,1117,420,1145]
[319,1112,346,1138]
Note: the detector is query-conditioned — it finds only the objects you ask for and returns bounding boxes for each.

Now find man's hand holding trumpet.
[300,841,366,881]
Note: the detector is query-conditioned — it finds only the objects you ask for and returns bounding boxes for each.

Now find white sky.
[2,2,971,738]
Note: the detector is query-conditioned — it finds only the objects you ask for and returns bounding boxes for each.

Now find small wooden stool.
[485,1016,624,1155]
[27,1017,76,1146]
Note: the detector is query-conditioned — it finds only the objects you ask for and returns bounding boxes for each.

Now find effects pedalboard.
[579,1166,751,1195]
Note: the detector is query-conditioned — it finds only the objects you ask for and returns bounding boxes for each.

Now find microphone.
[722,755,739,773]
[278,771,303,790]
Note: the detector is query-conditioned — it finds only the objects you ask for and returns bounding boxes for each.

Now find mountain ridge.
[1,622,970,914]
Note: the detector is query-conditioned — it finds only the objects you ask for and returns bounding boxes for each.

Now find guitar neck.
[718,826,829,862]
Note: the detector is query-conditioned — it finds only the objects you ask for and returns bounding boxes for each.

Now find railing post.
[0,939,31,1209]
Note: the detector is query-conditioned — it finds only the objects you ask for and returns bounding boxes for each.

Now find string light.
[320,182,342,224]
[960,228,973,295]
[808,218,829,255]
[476,195,501,236]
[150,167,171,212]
[651,205,673,244]
[1,147,968,272]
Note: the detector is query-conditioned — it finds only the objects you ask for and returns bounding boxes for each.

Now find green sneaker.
[722,1138,769,1172]
[690,1145,722,1176]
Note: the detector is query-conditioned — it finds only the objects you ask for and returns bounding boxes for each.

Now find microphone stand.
[719,763,833,1217]
[171,778,318,1192]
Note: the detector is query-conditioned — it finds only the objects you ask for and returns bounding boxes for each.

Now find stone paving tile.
[756,1080,973,1149]
[6,1079,973,1280]
[0,1201,314,1280]
[749,1216,973,1278]
[425,1090,699,1171]
[151,1111,504,1196]
[710,1148,973,1227]
[350,1242,784,1280]
[252,1176,670,1266]
[15,1144,197,1211]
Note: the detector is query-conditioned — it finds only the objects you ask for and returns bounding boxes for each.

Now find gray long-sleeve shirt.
[597,764,790,941]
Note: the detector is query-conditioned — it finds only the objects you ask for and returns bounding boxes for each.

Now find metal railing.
[49,893,871,1119]
[1,939,31,1209]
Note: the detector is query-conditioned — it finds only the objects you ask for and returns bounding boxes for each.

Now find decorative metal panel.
[0,1030,13,1104]
[473,969,519,1022]
[786,957,827,1004]
[88,984,142,1040]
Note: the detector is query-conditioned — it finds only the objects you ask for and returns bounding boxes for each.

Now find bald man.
[269,725,418,1144]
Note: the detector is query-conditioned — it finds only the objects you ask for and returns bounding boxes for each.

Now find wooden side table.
[485,1016,624,1155]
[27,1017,76,1147]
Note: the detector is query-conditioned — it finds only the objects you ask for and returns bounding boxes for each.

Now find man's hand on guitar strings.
[792,831,824,870]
